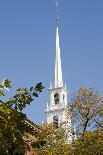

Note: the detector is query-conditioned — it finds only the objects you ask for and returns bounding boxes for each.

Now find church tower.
[45,6,73,142]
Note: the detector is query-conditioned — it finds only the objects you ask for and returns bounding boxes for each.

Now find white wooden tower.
[45,3,73,142]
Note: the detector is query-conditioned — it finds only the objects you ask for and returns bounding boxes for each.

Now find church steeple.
[55,11,63,88]
[45,0,73,143]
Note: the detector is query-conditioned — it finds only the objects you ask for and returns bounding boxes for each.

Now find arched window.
[54,93,59,105]
[53,116,58,128]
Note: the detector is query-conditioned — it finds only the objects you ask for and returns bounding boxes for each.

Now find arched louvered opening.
[54,93,59,105]
[53,116,58,128]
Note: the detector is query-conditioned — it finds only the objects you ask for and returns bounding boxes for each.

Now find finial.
[55,0,59,22]
[46,102,49,109]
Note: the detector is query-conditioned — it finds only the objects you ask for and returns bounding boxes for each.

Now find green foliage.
[32,124,71,155]
[0,79,11,96]
[0,103,27,154]
[70,87,103,137]
[0,90,5,96]
[30,87,103,155]
[0,79,44,155]
[31,124,103,155]
[72,130,103,155]
[6,82,44,111]
[2,79,11,88]
[1,82,103,155]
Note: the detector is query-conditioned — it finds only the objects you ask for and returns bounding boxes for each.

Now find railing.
[45,103,67,112]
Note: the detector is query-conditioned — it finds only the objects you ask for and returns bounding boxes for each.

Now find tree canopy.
[0,79,44,154]
[0,83,103,155]
[70,87,103,137]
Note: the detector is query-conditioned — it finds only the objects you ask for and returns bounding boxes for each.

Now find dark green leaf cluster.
[0,79,11,96]
[0,79,44,154]
[6,82,44,111]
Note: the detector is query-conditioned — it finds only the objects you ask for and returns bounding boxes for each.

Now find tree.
[31,87,103,155]
[71,87,103,137]
[32,87,103,155]
[31,125,103,155]
[1,83,103,155]
[72,130,103,155]
[0,79,44,155]
[32,124,72,155]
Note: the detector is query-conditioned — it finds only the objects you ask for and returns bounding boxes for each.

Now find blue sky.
[0,0,103,124]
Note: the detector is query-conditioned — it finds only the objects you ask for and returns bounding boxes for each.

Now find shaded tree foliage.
[32,124,72,155]
[0,79,44,155]
[31,124,103,155]
[1,83,103,155]
[72,130,103,155]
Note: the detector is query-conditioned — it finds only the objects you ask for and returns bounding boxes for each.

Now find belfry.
[45,1,73,143]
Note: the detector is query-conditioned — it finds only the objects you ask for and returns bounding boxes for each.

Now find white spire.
[55,19,63,87]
